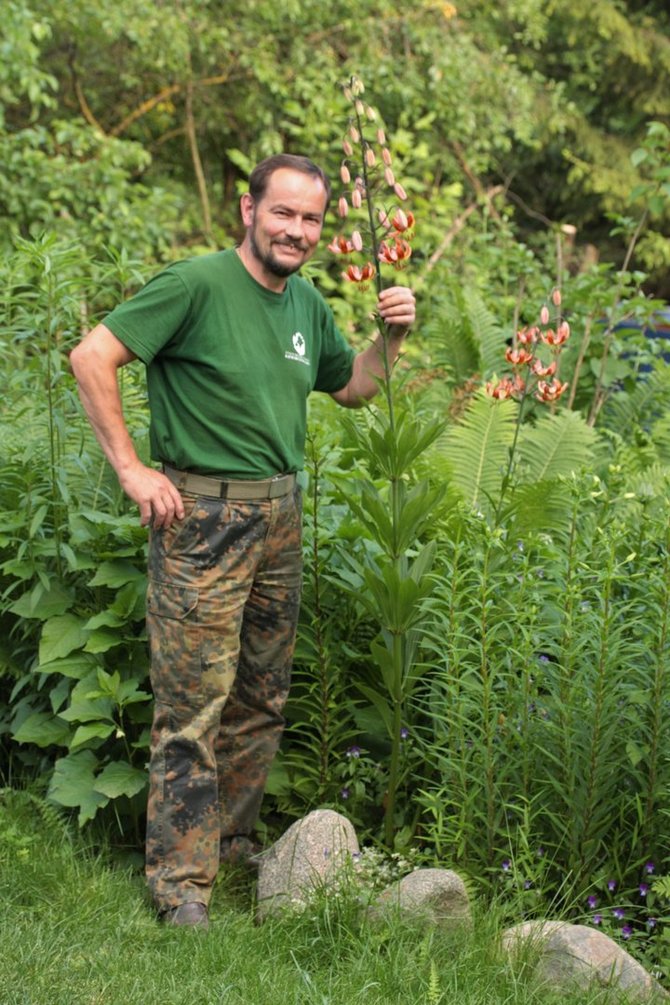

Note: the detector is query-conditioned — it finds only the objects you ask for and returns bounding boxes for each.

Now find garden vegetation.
[1,0,670,994]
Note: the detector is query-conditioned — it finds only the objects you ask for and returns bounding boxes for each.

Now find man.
[70,154,415,929]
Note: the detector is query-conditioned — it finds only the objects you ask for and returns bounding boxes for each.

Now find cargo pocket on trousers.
[146,581,204,711]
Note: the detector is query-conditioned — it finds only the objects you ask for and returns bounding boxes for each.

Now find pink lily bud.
[540,305,549,325]
[351,230,363,251]
[394,182,408,201]
[351,188,362,209]
[552,288,562,307]
[378,208,392,230]
[366,105,376,121]
[340,163,351,185]
[384,167,395,187]
[365,147,376,167]
[377,128,386,145]
[338,196,349,218]
[393,209,408,231]
[350,125,360,143]
[382,148,392,166]
[355,99,365,117]
[342,139,354,157]
[343,87,353,103]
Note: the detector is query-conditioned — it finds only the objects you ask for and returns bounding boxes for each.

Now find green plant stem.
[492,388,528,528]
[353,89,407,847]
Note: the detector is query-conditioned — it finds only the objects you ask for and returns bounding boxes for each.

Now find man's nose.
[285,216,305,240]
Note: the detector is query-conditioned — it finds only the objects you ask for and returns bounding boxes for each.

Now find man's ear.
[240,193,255,227]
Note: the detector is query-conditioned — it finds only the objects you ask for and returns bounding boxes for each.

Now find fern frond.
[463,288,508,378]
[517,409,600,482]
[505,479,574,537]
[435,392,516,512]
[604,367,670,432]
[425,298,481,386]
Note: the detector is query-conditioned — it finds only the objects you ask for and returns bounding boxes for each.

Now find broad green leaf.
[70,722,116,749]
[84,627,124,654]
[37,652,100,679]
[48,750,109,826]
[10,581,73,620]
[13,711,71,748]
[93,761,147,799]
[88,560,145,588]
[39,614,89,664]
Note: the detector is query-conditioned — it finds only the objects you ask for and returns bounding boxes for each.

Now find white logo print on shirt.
[285,331,310,366]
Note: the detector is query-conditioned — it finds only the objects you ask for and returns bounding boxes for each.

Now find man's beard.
[249,227,306,279]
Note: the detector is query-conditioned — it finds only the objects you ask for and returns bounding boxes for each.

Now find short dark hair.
[248,154,331,204]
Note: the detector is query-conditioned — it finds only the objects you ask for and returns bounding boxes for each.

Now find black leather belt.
[163,465,296,500]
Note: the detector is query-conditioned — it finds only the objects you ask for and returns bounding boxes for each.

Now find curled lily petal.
[517,326,539,345]
[535,378,569,402]
[505,347,533,366]
[531,359,557,378]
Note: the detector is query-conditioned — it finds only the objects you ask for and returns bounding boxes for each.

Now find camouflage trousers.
[144,487,302,911]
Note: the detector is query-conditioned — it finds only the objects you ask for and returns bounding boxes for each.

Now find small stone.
[369,868,472,928]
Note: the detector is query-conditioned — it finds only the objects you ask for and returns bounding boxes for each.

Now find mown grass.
[0,789,643,1005]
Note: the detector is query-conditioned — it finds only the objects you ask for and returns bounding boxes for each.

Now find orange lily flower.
[342,262,377,287]
[505,346,534,367]
[517,326,539,346]
[535,378,568,402]
[378,237,412,268]
[531,359,557,378]
[328,235,355,255]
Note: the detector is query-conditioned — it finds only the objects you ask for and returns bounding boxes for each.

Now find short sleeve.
[313,301,356,393]
[103,269,192,365]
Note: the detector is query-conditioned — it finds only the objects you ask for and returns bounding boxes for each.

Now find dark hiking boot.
[163,902,209,930]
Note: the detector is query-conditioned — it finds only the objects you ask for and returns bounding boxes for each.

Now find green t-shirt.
[104,249,355,478]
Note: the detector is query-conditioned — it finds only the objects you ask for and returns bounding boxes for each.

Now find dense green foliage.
[2,0,670,985]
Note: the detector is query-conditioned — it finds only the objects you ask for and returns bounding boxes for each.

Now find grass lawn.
[0,789,639,1005]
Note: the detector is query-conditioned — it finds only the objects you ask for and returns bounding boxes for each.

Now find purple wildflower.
[621,924,633,940]
[346,746,361,758]
[587,895,598,910]
[340,787,350,800]
[647,917,657,929]
[592,914,603,926]
[502,859,512,872]
[607,879,617,892]
[645,861,656,875]
[639,883,649,897]
[613,907,625,920]
[400,727,409,740]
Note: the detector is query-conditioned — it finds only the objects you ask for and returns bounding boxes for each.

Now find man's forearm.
[332,328,407,408]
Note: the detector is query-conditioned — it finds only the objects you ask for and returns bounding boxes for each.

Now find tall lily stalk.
[329,77,444,847]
